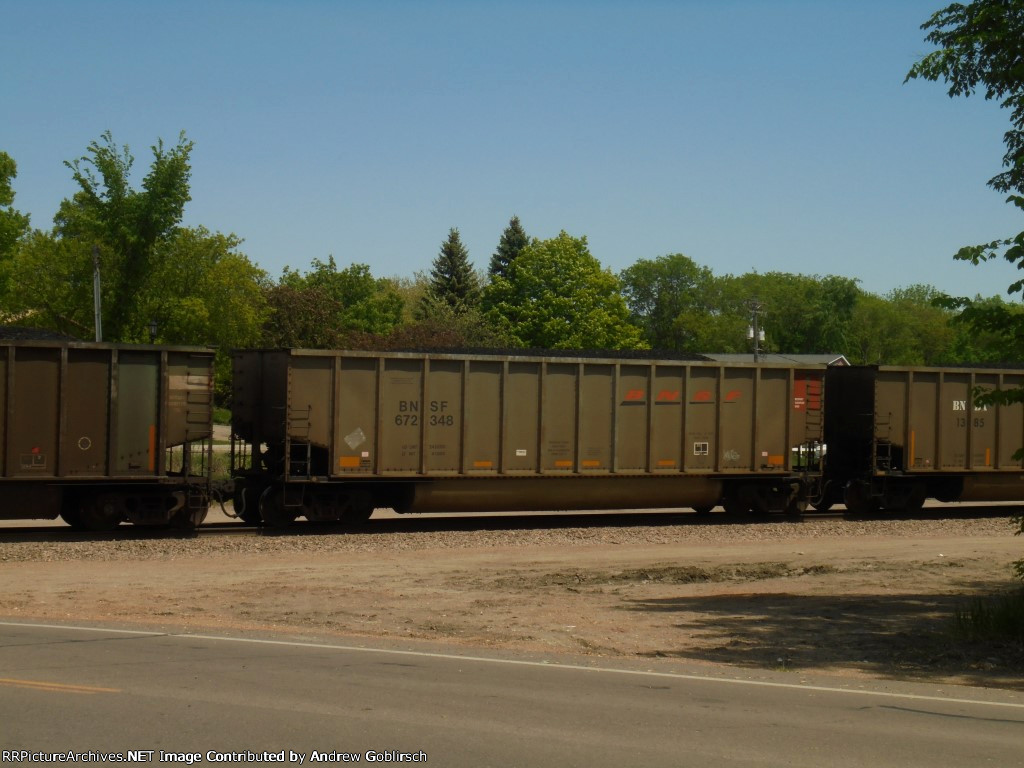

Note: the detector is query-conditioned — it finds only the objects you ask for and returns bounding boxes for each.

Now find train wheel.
[722,498,749,515]
[786,497,808,515]
[233,485,262,525]
[811,500,833,512]
[739,486,770,516]
[260,488,296,528]
[171,503,208,530]
[884,484,927,513]
[903,485,927,513]
[843,483,879,516]
[341,490,375,524]
[79,497,123,532]
[748,496,770,516]
[59,508,85,530]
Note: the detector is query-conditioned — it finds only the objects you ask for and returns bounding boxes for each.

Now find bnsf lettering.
[430,400,449,412]
[398,400,419,412]
[952,400,989,412]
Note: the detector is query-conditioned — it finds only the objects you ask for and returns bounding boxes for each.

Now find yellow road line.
[0,678,120,694]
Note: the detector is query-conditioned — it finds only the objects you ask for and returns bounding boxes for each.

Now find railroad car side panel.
[462,360,500,474]
[503,361,540,473]
[334,355,378,475]
[997,374,1024,469]
[231,351,262,445]
[757,368,789,470]
[684,367,717,472]
[114,351,160,475]
[380,357,423,473]
[939,372,971,470]
[63,349,110,476]
[260,352,291,447]
[425,359,462,473]
[541,363,576,472]
[617,364,652,471]
[875,370,910,471]
[8,346,60,478]
[0,351,5,473]
[165,351,214,449]
[970,373,1000,469]
[288,354,333,452]
[872,370,905,473]
[580,364,613,472]
[720,368,754,471]
[649,365,683,473]
[908,372,938,471]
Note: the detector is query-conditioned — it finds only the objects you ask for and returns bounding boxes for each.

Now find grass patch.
[952,588,1024,645]
[213,407,231,425]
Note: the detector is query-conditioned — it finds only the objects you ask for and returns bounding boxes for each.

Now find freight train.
[228,348,1024,527]
[2,339,1022,530]
[0,339,214,530]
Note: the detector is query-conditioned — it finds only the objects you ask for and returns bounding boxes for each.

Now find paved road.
[1,622,1021,767]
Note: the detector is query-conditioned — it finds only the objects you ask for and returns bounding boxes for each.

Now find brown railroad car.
[230,349,825,525]
[823,365,1024,513]
[0,340,215,529]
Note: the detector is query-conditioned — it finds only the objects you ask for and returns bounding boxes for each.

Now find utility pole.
[92,245,102,342]
[747,299,764,362]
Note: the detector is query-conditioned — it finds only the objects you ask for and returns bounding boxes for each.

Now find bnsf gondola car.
[229,349,825,526]
[0,340,215,530]
[823,365,1024,514]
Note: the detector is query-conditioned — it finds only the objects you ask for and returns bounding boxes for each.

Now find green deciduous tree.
[142,227,268,347]
[56,131,194,341]
[946,294,1024,362]
[906,0,1024,574]
[379,301,511,350]
[1,231,94,336]
[906,0,1024,369]
[262,283,345,349]
[0,151,30,264]
[489,215,529,281]
[483,231,646,350]
[0,134,267,402]
[287,257,404,335]
[847,285,958,365]
[620,253,718,351]
[142,227,269,400]
[736,273,859,356]
[264,257,404,347]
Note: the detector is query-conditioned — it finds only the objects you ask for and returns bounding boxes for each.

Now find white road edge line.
[2,620,1022,711]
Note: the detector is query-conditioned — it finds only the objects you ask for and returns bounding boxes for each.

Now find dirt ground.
[3,510,1023,690]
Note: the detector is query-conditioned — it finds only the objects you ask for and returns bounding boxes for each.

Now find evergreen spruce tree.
[488,215,529,280]
[422,227,480,315]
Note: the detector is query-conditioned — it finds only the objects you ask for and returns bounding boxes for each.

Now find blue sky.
[3,0,1022,299]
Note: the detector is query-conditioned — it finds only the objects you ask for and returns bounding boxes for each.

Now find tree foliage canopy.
[906,0,1024,383]
[421,228,479,315]
[620,253,717,350]
[907,0,1024,565]
[0,134,268,402]
[484,231,646,350]
[489,215,529,281]
[0,152,30,263]
[55,131,195,341]
[265,256,404,347]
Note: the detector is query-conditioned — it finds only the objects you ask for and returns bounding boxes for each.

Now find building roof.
[700,353,849,367]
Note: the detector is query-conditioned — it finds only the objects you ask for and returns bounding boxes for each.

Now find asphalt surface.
[1,622,1021,767]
